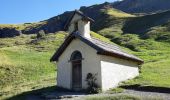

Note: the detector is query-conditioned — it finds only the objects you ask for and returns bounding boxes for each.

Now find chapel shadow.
[7,86,86,100]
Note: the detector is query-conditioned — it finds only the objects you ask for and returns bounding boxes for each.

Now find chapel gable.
[64,10,94,39]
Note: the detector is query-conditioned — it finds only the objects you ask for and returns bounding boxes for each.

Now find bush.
[15,41,25,45]
[37,30,45,39]
[156,33,170,42]
[31,35,37,39]
[85,73,101,94]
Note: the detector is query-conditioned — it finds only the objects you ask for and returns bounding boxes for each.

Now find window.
[70,51,82,61]
[74,22,78,32]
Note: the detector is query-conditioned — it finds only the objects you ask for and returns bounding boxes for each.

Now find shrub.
[37,30,45,39]
[31,35,37,39]
[156,32,170,42]
[15,41,25,45]
[85,73,101,94]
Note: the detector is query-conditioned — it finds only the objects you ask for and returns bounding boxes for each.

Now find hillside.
[1,31,170,100]
[122,10,170,41]
[0,3,134,37]
[0,31,67,99]
[1,1,170,99]
[0,31,119,99]
[113,0,170,14]
[1,0,170,38]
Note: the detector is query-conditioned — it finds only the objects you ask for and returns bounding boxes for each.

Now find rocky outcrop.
[0,28,22,38]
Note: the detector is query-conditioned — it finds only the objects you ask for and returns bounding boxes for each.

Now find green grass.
[0,31,67,99]
[1,9,170,100]
[0,5,170,100]
[94,9,170,44]
[0,31,113,99]
[101,32,170,88]
[94,9,170,88]
[116,38,170,88]
[101,8,135,18]
[122,10,170,41]
[109,88,124,94]
[0,21,47,31]
[0,48,56,99]
[125,49,170,87]
[90,31,170,97]
[92,8,128,33]
[1,30,170,99]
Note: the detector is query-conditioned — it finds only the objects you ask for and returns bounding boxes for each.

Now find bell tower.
[64,10,94,39]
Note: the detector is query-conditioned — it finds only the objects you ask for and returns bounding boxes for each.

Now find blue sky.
[0,0,117,24]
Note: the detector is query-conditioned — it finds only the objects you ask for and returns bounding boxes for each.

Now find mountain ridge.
[1,0,170,38]
[113,0,170,14]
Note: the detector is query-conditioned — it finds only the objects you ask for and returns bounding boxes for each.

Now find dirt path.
[74,89,170,100]
[123,89,170,100]
[26,89,170,100]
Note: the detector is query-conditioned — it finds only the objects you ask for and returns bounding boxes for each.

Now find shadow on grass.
[121,84,170,93]
[6,86,57,100]
[6,86,86,100]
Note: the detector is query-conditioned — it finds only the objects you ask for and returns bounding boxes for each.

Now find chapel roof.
[50,32,144,64]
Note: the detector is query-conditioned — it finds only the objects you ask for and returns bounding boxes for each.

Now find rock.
[0,27,22,38]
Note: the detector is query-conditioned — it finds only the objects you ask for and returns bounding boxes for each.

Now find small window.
[74,22,78,32]
[70,51,82,61]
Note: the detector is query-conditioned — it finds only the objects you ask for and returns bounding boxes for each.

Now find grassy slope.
[122,10,170,41]
[129,41,170,87]
[1,7,170,99]
[102,8,135,18]
[96,9,170,42]
[95,9,170,88]
[0,31,114,99]
[0,31,67,99]
[0,21,47,37]
[92,8,135,39]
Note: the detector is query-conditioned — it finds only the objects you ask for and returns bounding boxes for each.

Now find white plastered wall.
[100,55,139,91]
[57,38,101,89]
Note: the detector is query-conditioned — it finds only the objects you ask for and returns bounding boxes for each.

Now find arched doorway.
[70,51,82,90]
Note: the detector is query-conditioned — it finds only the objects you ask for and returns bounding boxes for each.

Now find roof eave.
[50,33,76,62]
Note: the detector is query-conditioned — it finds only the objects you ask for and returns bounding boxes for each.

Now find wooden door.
[72,61,82,90]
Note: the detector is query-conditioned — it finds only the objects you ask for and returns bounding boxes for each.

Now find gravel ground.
[123,89,170,100]
[72,89,170,100]
[26,89,170,100]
